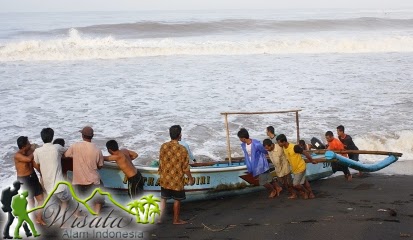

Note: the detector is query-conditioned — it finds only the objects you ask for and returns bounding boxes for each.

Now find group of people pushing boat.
[1,123,360,232]
[237,125,360,200]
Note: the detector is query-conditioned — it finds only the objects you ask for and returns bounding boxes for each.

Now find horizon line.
[1,7,413,14]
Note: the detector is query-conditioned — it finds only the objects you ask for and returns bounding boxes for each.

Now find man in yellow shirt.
[276,134,316,199]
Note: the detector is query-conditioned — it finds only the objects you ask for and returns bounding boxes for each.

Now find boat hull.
[98,156,333,201]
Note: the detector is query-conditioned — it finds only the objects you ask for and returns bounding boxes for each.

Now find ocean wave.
[68,17,413,38]
[355,130,413,162]
[1,29,413,61]
[16,17,413,39]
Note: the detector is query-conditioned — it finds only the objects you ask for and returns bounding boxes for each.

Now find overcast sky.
[1,0,413,12]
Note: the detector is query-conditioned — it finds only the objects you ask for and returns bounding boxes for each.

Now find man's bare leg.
[158,198,166,223]
[293,185,308,199]
[34,194,46,225]
[281,176,297,199]
[173,200,187,225]
[94,203,102,215]
[263,183,277,198]
[28,198,35,209]
[271,181,283,196]
[304,180,315,199]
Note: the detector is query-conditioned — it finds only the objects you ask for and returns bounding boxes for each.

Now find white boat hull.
[97,156,333,201]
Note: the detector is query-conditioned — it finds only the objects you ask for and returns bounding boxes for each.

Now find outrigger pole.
[220,109,302,164]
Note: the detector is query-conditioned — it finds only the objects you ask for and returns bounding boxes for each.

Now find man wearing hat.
[65,126,104,214]
[1,181,32,239]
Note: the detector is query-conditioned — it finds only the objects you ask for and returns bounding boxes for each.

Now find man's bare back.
[14,147,36,177]
[105,149,138,178]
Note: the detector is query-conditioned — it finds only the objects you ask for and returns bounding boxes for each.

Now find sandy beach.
[0,162,412,240]
[150,162,413,240]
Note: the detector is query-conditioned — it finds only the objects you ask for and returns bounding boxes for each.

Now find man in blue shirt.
[237,128,279,198]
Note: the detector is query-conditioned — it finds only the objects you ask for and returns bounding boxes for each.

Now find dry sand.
[1,162,412,240]
[150,162,413,240]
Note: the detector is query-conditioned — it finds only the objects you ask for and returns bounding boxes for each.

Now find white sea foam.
[1,29,413,61]
[354,130,413,162]
[1,10,412,189]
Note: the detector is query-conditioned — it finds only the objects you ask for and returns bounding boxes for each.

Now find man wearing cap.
[64,126,104,214]
[1,181,32,239]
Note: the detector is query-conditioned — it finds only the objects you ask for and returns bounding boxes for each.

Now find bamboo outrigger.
[309,149,403,158]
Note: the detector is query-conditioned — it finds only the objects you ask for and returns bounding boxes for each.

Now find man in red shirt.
[325,131,352,181]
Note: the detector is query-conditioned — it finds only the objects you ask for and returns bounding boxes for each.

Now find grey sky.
[1,0,412,12]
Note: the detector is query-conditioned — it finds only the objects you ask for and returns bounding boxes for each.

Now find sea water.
[1,9,413,188]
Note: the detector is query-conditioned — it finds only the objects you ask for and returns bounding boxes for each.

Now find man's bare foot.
[358,171,363,177]
[173,220,188,225]
[288,194,297,199]
[36,218,47,226]
[276,186,283,196]
[346,174,353,181]
[308,193,315,199]
[269,190,277,198]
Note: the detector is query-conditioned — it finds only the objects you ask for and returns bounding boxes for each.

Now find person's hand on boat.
[189,177,195,186]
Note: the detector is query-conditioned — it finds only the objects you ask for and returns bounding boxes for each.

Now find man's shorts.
[74,183,105,204]
[349,153,359,161]
[54,186,71,202]
[161,187,186,201]
[292,171,306,186]
[17,172,43,198]
[258,171,273,186]
[128,172,144,199]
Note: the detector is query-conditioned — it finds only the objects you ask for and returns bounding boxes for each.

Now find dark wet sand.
[1,162,412,240]
[150,162,413,240]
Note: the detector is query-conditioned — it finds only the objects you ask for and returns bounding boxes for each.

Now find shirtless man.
[14,136,46,225]
[104,140,143,199]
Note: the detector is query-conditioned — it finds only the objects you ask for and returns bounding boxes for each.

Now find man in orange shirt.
[325,131,352,181]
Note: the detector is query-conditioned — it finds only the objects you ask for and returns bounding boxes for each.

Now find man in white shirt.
[33,128,71,211]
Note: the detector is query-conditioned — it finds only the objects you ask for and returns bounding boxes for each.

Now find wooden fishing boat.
[64,110,402,201]
[99,155,333,202]
[95,110,334,201]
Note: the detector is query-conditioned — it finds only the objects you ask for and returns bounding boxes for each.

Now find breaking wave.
[1,29,413,61]
[17,17,413,38]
